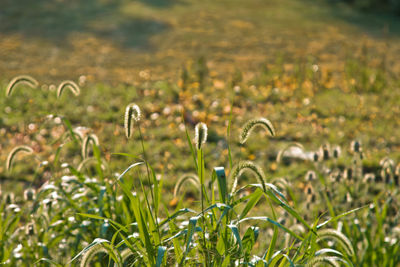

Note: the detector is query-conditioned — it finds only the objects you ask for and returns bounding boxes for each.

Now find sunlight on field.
[1,0,400,266]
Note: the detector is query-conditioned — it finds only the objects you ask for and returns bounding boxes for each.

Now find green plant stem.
[137,122,162,244]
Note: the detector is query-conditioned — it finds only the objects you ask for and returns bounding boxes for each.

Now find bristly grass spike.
[57,80,81,98]
[194,122,208,150]
[6,145,34,172]
[124,103,141,139]
[240,117,275,144]
[6,75,39,97]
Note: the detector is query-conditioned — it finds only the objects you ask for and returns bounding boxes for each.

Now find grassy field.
[1,0,400,266]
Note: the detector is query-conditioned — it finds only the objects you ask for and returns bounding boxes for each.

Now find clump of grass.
[5,75,39,97]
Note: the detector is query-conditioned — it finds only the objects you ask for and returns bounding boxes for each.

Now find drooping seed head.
[350,140,362,153]
[239,117,275,145]
[124,103,141,139]
[316,228,355,256]
[6,75,39,97]
[194,122,208,150]
[25,223,35,236]
[379,157,394,169]
[80,243,111,267]
[5,193,15,205]
[305,170,317,182]
[304,184,314,195]
[174,174,200,197]
[306,192,316,204]
[81,134,99,159]
[6,145,34,172]
[345,192,352,203]
[395,163,400,176]
[57,80,80,98]
[381,168,392,185]
[276,142,304,163]
[320,144,330,161]
[344,168,353,181]
[363,173,375,183]
[230,161,266,194]
[332,145,341,159]
[24,188,36,201]
[312,151,320,163]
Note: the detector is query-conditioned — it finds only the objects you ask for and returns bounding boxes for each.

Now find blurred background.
[1,0,400,83]
[1,0,400,187]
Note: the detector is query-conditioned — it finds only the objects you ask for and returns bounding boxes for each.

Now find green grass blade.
[156,246,167,267]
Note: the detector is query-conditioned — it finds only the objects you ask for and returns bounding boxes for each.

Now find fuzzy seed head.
[320,144,330,161]
[6,145,34,172]
[332,145,341,159]
[381,168,392,184]
[6,75,39,97]
[240,117,275,145]
[81,134,100,159]
[304,184,314,195]
[379,157,394,168]
[194,122,208,150]
[350,140,362,153]
[316,229,355,256]
[395,163,400,176]
[57,80,80,98]
[344,168,353,181]
[124,103,141,139]
[363,173,375,183]
[306,192,316,203]
[25,223,35,236]
[230,161,266,194]
[5,193,14,205]
[313,151,320,162]
[305,170,317,182]
[24,188,36,201]
[80,244,109,267]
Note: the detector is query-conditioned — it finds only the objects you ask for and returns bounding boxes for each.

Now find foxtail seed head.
[25,223,35,236]
[6,75,39,97]
[316,229,355,256]
[313,151,320,162]
[332,145,341,159]
[6,145,34,172]
[239,117,275,145]
[80,244,109,267]
[320,144,330,161]
[174,174,200,197]
[194,122,208,150]
[363,173,375,183]
[124,103,141,139]
[350,140,362,153]
[230,161,266,194]
[81,134,99,159]
[305,170,316,182]
[24,188,36,201]
[57,80,80,98]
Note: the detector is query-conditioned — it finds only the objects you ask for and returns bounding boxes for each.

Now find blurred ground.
[1,0,400,83]
[1,0,400,191]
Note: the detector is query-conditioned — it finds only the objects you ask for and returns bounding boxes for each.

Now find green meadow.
[0,0,400,266]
